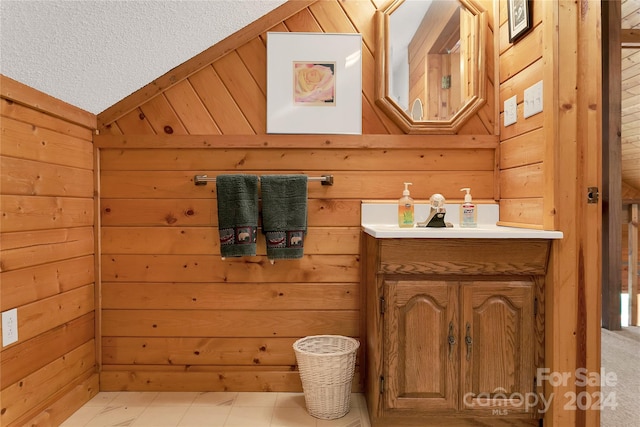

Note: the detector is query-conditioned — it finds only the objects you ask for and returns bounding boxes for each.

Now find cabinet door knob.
[448,321,456,359]
[465,322,473,361]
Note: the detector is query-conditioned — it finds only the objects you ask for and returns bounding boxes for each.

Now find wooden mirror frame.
[374,0,488,134]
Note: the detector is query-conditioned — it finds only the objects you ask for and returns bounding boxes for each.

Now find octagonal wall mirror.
[375,0,487,134]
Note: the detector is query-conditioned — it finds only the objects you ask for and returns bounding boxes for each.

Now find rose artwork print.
[293,62,336,105]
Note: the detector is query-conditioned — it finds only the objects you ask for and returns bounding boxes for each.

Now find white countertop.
[361,202,563,239]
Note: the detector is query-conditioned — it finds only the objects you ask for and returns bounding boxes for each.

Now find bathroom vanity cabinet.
[361,235,550,426]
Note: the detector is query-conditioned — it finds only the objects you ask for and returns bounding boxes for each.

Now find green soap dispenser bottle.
[398,182,414,228]
[460,187,477,228]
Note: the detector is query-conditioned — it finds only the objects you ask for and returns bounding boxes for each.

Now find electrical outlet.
[504,95,517,127]
[524,80,543,118]
[2,308,18,347]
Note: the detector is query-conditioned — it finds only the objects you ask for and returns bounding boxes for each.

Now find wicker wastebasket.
[293,335,360,420]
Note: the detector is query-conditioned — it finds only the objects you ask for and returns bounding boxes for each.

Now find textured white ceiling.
[0,0,286,114]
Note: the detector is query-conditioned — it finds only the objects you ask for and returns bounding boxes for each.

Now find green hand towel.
[261,175,308,260]
[216,174,258,257]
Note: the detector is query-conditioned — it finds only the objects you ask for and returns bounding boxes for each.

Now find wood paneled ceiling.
[621,0,640,196]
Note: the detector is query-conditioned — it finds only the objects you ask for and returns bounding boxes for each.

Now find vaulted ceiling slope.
[0,0,286,114]
[97,0,316,131]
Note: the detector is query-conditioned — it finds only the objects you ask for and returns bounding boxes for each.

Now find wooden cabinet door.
[384,280,458,413]
[460,280,536,415]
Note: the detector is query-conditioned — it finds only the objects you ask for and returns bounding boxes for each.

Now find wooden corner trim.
[93,133,499,149]
[1,74,97,130]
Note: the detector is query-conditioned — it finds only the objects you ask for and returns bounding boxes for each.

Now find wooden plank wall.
[623,182,640,295]
[497,2,603,427]
[0,75,98,426]
[95,0,498,392]
[623,183,640,318]
[626,204,639,325]
[497,0,546,228]
[622,208,640,294]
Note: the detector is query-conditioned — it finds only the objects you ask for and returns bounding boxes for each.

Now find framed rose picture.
[293,62,336,105]
[266,32,362,134]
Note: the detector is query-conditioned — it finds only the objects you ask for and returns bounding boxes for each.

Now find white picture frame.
[267,32,362,135]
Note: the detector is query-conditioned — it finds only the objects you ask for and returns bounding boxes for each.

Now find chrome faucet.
[417,193,448,227]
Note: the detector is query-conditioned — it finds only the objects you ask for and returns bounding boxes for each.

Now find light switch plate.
[524,80,543,118]
[2,308,18,347]
[504,95,517,127]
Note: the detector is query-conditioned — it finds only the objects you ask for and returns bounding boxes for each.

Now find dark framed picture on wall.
[508,0,532,43]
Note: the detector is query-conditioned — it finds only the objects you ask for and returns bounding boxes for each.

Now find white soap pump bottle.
[460,188,477,228]
[398,182,414,228]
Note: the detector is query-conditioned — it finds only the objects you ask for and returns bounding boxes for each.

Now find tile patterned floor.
[61,391,371,427]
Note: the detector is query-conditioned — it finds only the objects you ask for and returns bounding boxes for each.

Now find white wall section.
[1,0,285,114]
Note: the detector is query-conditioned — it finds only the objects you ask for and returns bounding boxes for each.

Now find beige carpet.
[600,326,640,427]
